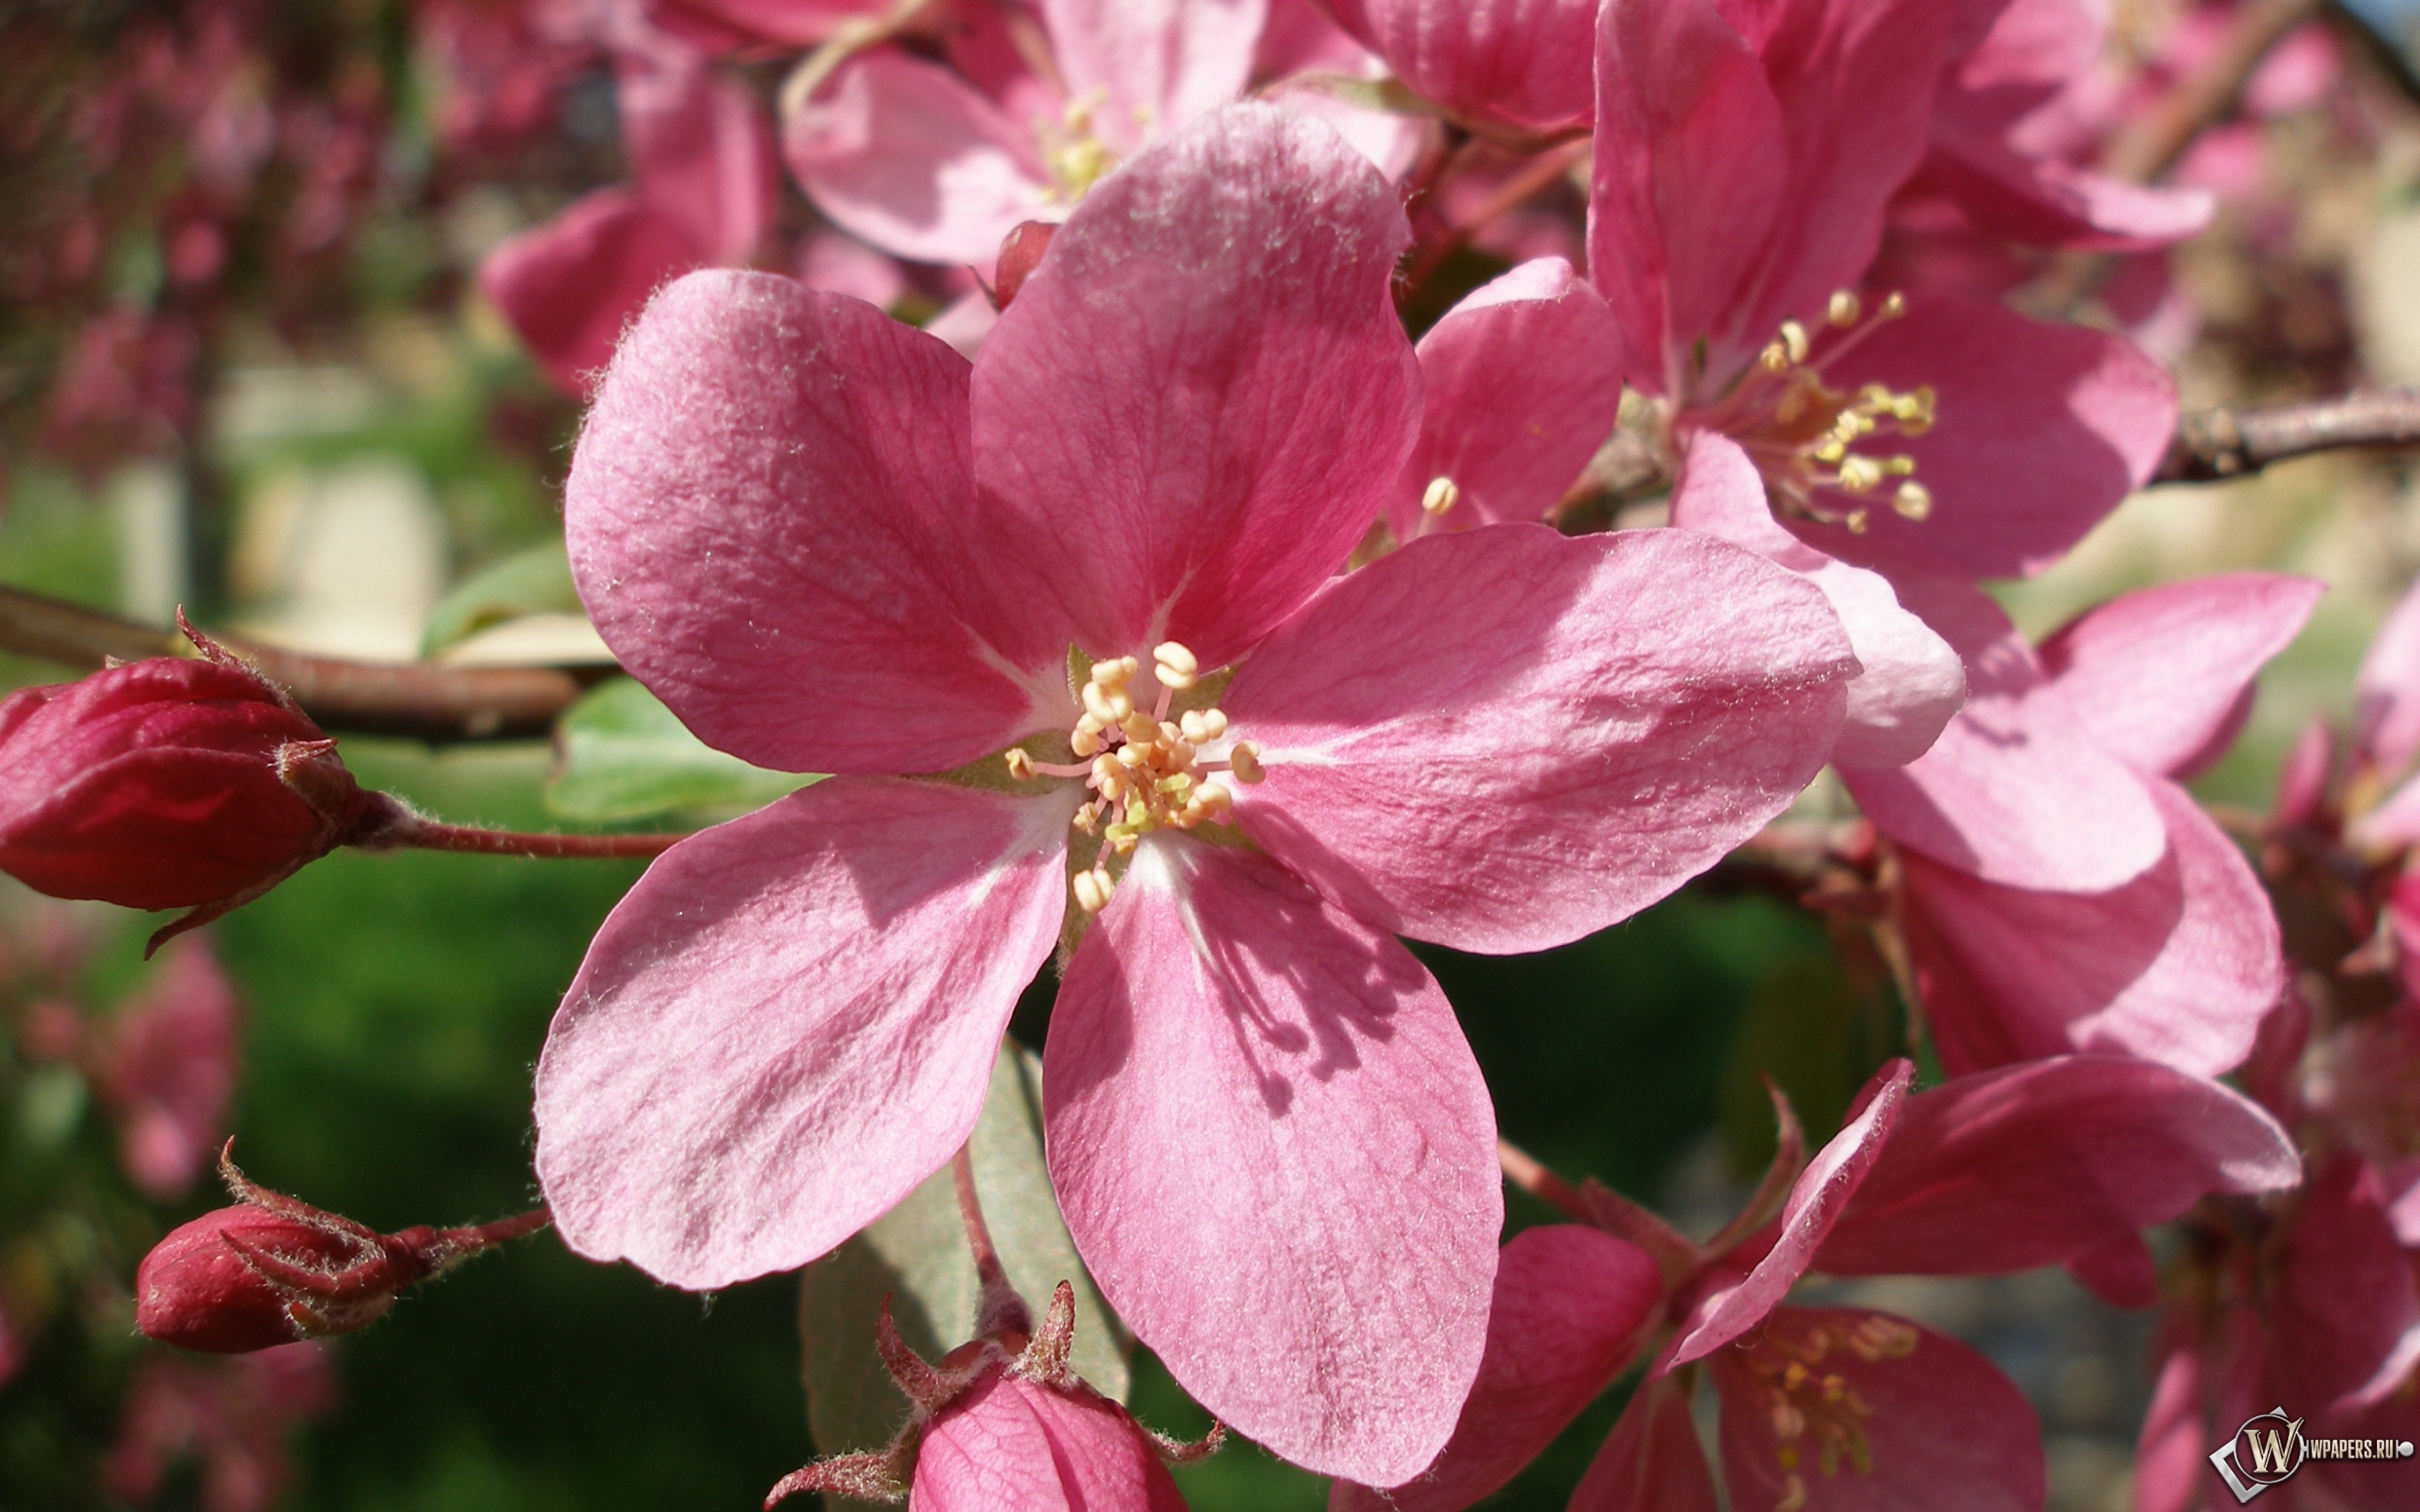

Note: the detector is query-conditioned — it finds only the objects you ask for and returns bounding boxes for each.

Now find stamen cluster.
[1737,1311,1918,1510]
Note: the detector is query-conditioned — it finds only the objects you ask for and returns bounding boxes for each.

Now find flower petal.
[2038,573,2322,780]
[534,777,1071,1289]
[1334,1225,1663,1512]
[567,269,1065,774]
[1898,777,2282,1078]
[618,50,776,265]
[1814,1055,2299,1279]
[914,1373,1187,1512]
[1670,430,1962,767]
[1839,573,2167,890]
[1809,295,2176,580]
[1040,0,1265,155]
[1669,1061,1912,1366]
[1044,837,1499,1485]
[2354,573,2420,779]
[1566,1374,1721,1512]
[2266,1156,2420,1414]
[1711,1308,2043,1512]
[478,188,702,399]
[1228,523,1854,954]
[973,102,1419,670]
[781,48,1055,267]
[1384,258,1625,542]
[1327,0,1597,134]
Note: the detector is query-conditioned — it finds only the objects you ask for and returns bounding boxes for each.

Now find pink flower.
[92,935,240,1198]
[478,2,777,396]
[1323,0,1597,137]
[108,1342,334,1512]
[1338,1056,2299,1512]
[781,0,1418,270]
[535,106,1860,1483]
[1884,572,2319,1077]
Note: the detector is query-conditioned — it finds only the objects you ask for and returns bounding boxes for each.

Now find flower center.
[1003,642,1262,914]
[1735,1312,1918,1512]
[1704,291,1936,535]
[1042,91,1119,202]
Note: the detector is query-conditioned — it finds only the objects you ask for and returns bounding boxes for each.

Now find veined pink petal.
[782,48,1055,268]
[534,778,1071,1289]
[566,269,1066,774]
[1668,1061,1912,1366]
[1334,1225,1662,1512]
[1670,431,1963,767]
[1040,0,1265,156]
[1592,0,1953,396]
[1566,1374,1721,1512]
[1326,0,1596,134]
[913,1372,1187,1512]
[1917,134,2213,250]
[478,187,701,398]
[1814,1056,2298,1279]
[2038,573,2322,779]
[1044,837,1499,1485]
[972,104,1419,670]
[2354,574,2420,779]
[1228,524,1854,955]
[1711,1308,2043,1512]
[2267,1157,2420,1414]
[1839,572,2167,890]
[2063,1231,2160,1310]
[618,50,775,265]
[1899,779,2283,1078]
[1806,295,2176,580]
[1383,258,1624,542]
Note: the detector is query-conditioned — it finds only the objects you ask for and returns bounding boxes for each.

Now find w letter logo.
[2211,1410,2307,1503]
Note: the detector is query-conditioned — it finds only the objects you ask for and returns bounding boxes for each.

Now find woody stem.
[1497,1137,1592,1223]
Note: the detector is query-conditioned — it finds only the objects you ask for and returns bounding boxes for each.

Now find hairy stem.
[372,818,684,860]
[2156,386,2420,482]
[1497,1137,1592,1223]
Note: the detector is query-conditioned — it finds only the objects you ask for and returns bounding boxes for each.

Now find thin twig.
[2156,386,2420,481]
[374,820,684,860]
[2102,0,2323,183]
[0,584,597,743]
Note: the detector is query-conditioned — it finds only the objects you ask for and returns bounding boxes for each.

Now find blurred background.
[3,0,2420,1509]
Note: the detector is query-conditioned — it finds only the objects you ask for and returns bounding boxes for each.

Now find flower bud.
[135,1142,549,1353]
[990,220,1057,312]
[0,629,380,942]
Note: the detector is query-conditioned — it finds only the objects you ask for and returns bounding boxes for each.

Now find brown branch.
[0,583,597,743]
[2155,386,2420,481]
[2102,0,2323,184]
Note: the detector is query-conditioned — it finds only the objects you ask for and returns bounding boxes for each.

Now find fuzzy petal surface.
[1228,523,1854,954]
[1899,778,2281,1077]
[1333,1225,1662,1512]
[1567,1375,1721,1512]
[913,1373,1187,1512]
[1044,837,1500,1486]
[1712,1308,2043,1512]
[972,103,1419,671]
[782,49,1054,267]
[1814,1055,2299,1278]
[1384,259,1624,541]
[477,188,701,399]
[1806,295,2176,580]
[2038,573,2322,779]
[1592,0,1952,394]
[1670,1061,1912,1365]
[1839,573,2166,890]
[1327,0,1597,134]
[534,777,1071,1289]
[1670,430,1963,767]
[1041,0,1265,155]
[567,270,1063,774]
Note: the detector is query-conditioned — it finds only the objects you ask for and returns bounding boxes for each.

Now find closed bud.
[0,627,386,947]
[135,1142,548,1353]
[990,221,1058,312]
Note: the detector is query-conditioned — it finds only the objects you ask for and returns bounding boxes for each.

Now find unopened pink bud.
[0,637,379,934]
[991,221,1057,312]
[135,1144,549,1353]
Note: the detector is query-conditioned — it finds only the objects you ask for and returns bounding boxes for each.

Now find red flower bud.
[135,1142,550,1353]
[0,628,381,943]
[991,220,1057,312]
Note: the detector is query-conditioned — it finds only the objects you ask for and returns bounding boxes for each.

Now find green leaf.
[542,677,815,825]
[798,1042,1129,1509]
[420,540,584,657]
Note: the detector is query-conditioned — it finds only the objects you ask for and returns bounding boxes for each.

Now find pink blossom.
[781,0,1418,270]
[1323,0,1597,137]
[1884,573,2317,1076]
[478,3,778,396]
[1338,1056,2298,1512]
[108,1342,334,1512]
[535,106,1860,1483]
[93,936,240,1199]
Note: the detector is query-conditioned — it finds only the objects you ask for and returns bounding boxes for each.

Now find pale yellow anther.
[1880,291,1906,318]
[1115,743,1148,769]
[1845,507,1870,533]
[1072,806,1100,835]
[1780,320,1810,365]
[1834,455,1885,493]
[1121,711,1160,746]
[1156,773,1192,796]
[1070,726,1104,759]
[1228,742,1265,784]
[1812,437,1847,465]
[1776,1476,1808,1512]
[1762,340,1793,373]
[1827,290,1861,327]
[1153,641,1198,678]
[1178,711,1211,743]
[1080,680,1121,724]
[1885,455,1916,475]
[1004,749,1037,780]
[1421,475,1460,517]
[1072,869,1113,914]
